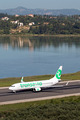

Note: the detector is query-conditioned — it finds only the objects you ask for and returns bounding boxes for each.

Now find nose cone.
[9,87,12,90]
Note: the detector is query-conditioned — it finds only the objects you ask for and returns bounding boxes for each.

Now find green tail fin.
[21,77,24,83]
[55,66,63,79]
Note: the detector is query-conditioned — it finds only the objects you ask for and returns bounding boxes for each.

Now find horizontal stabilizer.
[66,81,69,86]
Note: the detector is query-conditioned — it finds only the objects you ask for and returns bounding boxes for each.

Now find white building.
[11,20,19,24]
[11,20,23,27]
[2,17,9,21]
[18,22,24,27]
[29,22,35,26]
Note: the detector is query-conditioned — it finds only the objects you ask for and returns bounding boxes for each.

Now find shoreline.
[0,34,80,37]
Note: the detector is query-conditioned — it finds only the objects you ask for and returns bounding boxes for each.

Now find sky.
[0,0,80,10]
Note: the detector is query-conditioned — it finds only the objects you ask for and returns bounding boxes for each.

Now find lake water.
[0,36,80,78]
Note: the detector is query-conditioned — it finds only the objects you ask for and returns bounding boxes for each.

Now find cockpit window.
[11,85,15,87]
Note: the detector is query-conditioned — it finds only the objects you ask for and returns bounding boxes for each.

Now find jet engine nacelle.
[33,87,41,91]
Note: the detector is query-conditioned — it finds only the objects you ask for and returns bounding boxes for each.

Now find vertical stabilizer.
[50,66,63,83]
[55,66,63,80]
[21,77,24,83]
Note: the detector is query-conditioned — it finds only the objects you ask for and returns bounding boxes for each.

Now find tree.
[3,28,10,34]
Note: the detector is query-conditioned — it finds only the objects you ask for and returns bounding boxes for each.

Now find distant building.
[29,22,35,26]
[18,22,24,27]
[28,14,34,17]
[2,17,9,21]
[11,20,19,24]
[11,20,23,27]
[15,14,19,17]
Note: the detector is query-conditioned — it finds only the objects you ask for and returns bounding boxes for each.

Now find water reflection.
[0,36,80,78]
[0,36,80,51]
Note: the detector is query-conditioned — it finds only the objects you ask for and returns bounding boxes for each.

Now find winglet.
[21,77,24,83]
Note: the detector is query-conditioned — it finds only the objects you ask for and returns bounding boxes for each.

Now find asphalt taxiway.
[0,80,80,105]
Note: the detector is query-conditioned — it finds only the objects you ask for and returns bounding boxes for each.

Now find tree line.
[29,21,80,35]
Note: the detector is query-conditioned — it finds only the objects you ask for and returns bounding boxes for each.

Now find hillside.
[0,6,80,15]
[0,13,80,35]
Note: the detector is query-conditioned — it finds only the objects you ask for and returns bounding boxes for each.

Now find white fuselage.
[9,77,59,92]
[9,66,63,92]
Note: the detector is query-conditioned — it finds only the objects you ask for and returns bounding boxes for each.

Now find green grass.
[0,71,80,87]
[61,71,80,80]
[0,95,80,112]
[0,96,80,119]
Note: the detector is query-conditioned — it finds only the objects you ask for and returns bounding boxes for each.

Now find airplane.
[9,66,69,93]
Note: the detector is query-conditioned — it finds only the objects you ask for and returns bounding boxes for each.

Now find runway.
[0,80,80,105]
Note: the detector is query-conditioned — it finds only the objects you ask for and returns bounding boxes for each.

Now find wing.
[50,81,69,87]
[42,81,69,88]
